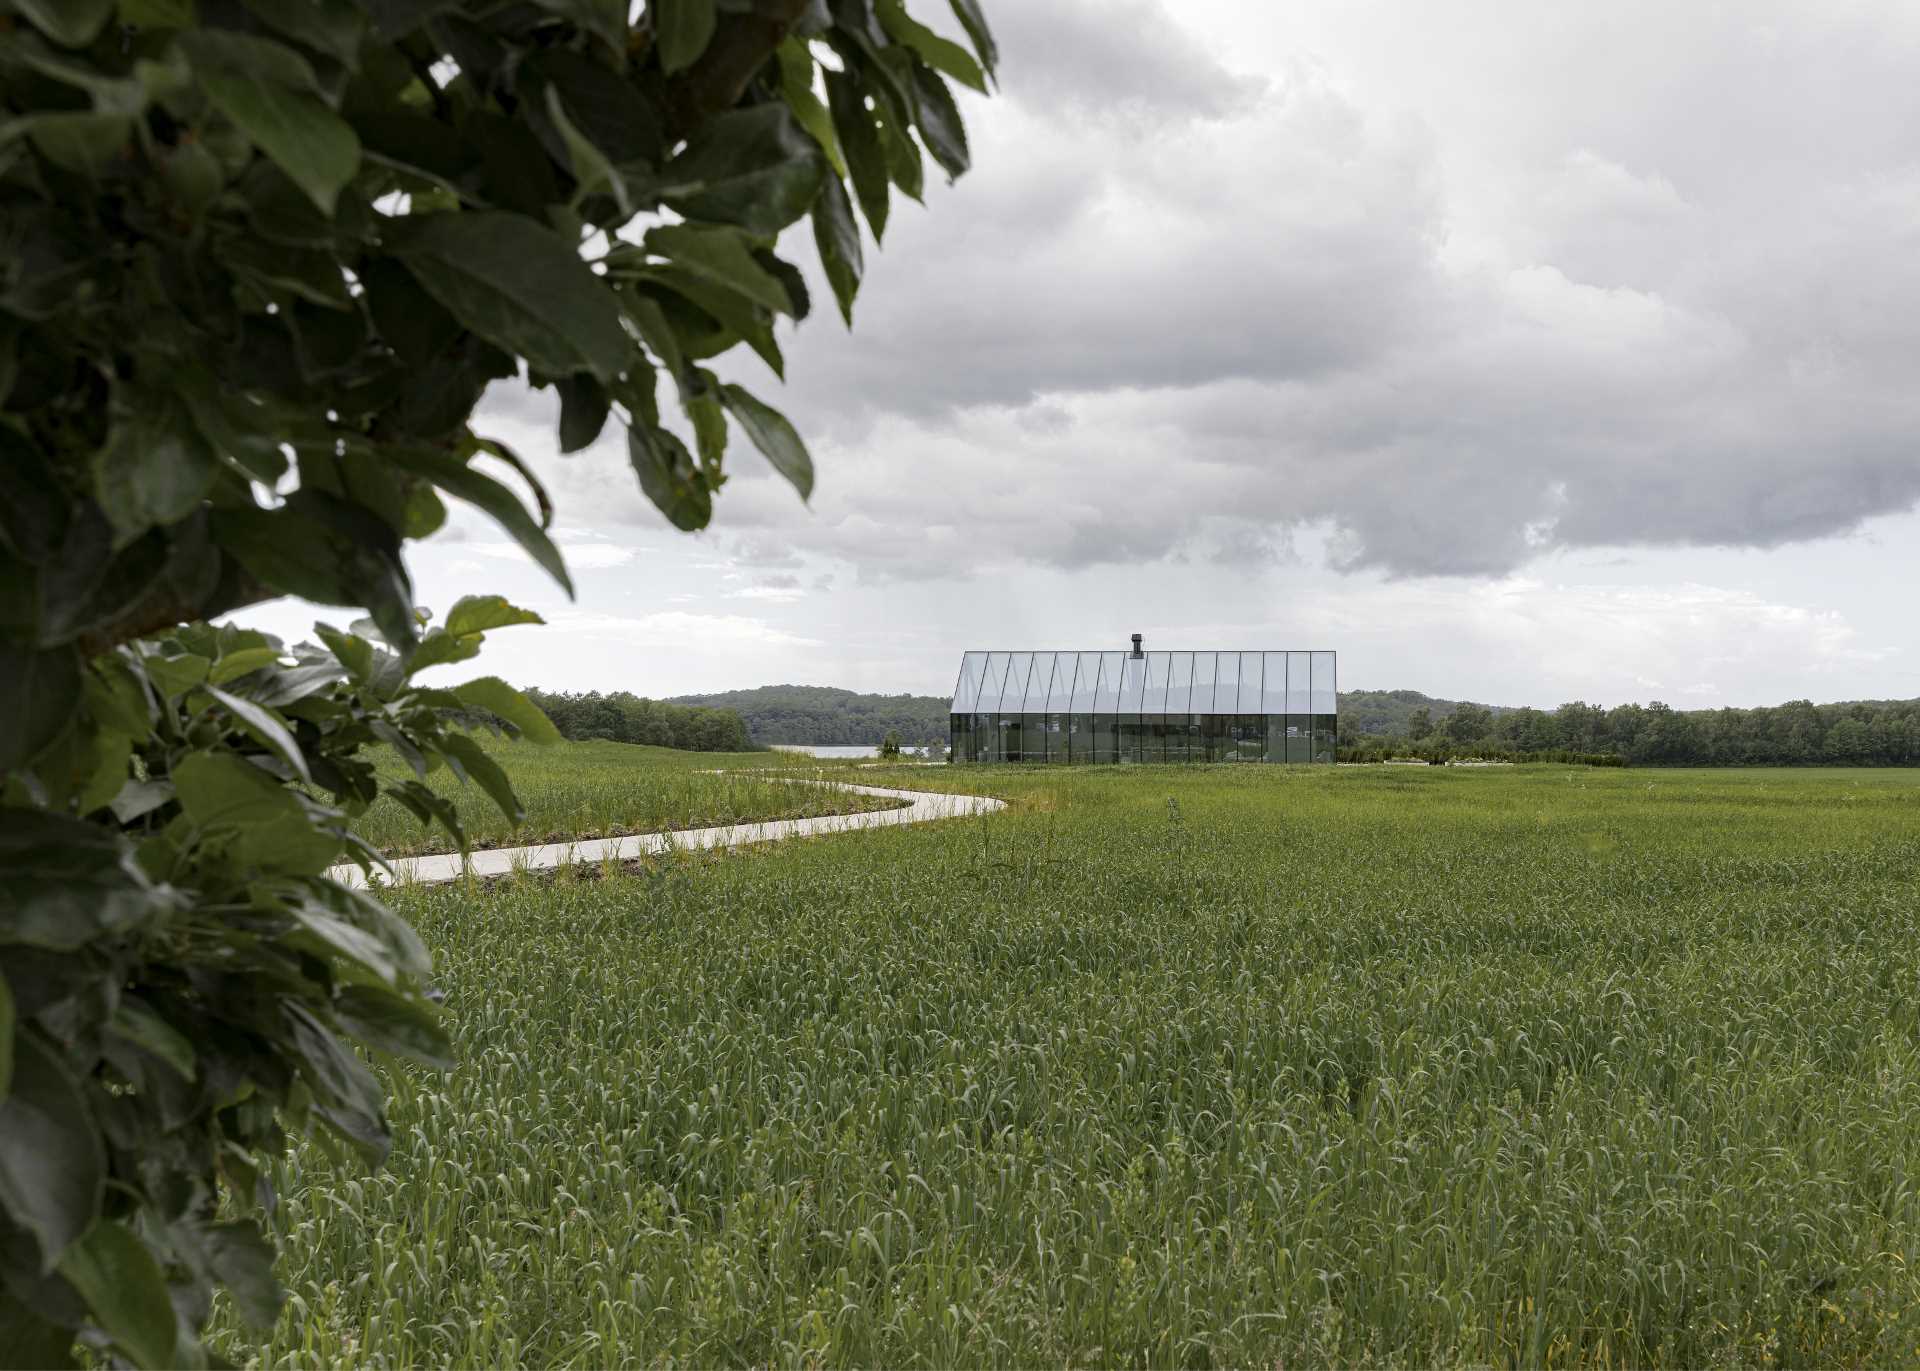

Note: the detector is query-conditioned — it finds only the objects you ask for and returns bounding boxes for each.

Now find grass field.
[219,761,1920,1366]
[353,737,898,855]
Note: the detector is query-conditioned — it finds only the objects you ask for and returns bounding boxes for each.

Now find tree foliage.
[0,0,992,1363]
[524,686,754,751]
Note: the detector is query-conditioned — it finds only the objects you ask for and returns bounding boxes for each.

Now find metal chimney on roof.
[1130,633,1144,658]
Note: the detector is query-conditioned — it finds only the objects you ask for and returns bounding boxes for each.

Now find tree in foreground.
[0,1,993,1363]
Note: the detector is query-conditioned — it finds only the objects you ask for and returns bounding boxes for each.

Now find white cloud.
[470,540,637,570]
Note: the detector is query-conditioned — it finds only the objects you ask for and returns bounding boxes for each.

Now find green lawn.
[352,736,898,855]
[221,763,1920,1366]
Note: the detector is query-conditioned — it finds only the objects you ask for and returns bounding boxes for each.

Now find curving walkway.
[326,778,1004,889]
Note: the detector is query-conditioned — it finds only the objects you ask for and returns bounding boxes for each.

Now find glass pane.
[1003,653,1035,717]
[1119,651,1149,713]
[1262,652,1287,713]
[1312,651,1337,715]
[1089,713,1115,762]
[1138,652,1170,714]
[1023,652,1057,713]
[1287,713,1310,763]
[1091,651,1125,714]
[1044,713,1066,763]
[1287,651,1311,714]
[1214,651,1240,714]
[1314,713,1337,763]
[1190,652,1218,718]
[1068,712,1091,762]
[1266,715,1286,763]
[951,651,985,712]
[1165,652,1194,713]
[977,652,1011,711]
[1236,652,1263,714]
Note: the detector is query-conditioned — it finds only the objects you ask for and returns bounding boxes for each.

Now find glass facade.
[949,648,1336,764]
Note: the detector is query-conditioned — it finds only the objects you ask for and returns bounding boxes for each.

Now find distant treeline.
[668,684,950,746]
[523,688,755,752]
[1372,697,1920,766]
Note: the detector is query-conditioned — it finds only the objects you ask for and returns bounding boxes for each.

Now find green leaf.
[333,985,454,1070]
[284,899,397,987]
[0,1292,76,1371]
[657,105,825,237]
[404,628,482,676]
[209,647,285,685]
[453,677,563,744]
[204,685,314,785]
[383,445,575,597]
[203,1222,285,1331]
[83,658,154,739]
[910,65,969,179]
[58,1222,177,1370]
[171,753,343,875]
[212,491,416,649]
[811,172,863,325]
[948,0,998,73]
[280,1004,389,1163]
[719,384,814,500]
[0,642,79,772]
[315,623,374,683]
[878,100,924,199]
[777,39,846,178]
[644,223,798,315]
[639,265,783,378]
[74,726,132,817]
[91,399,218,545]
[0,977,12,1103]
[443,595,545,638]
[653,0,716,75]
[240,0,368,67]
[627,422,711,531]
[611,302,679,395]
[388,211,629,382]
[0,111,133,178]
[0,1034,103,1270]
[107,999,196,1082]
[139,652,210,701]
[877,0,987,93]
[556,374,611,453]
[14,0,116,48]
[177,31,362,215]
[685,385,727,470]
[826,69,889,242]
[543,85,630,218]
[440,732,524,824]
[542,0,627,52]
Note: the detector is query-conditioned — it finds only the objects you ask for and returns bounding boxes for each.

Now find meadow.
[353,737,897,855]
[218,760,1920,1366]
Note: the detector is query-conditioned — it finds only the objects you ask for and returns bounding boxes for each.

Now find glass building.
[949,639,1337,764]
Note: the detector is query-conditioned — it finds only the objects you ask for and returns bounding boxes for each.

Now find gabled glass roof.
[951,650,1337,714]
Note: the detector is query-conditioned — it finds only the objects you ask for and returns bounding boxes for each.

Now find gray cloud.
[482,2,1920,583]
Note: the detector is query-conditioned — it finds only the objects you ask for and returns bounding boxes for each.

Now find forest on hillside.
[1355,696,1920,766]
[670,685,952,746]
[523,689,754,752]
[524,680,1920,767]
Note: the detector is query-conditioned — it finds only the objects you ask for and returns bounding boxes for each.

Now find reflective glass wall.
[948,650,1336,763]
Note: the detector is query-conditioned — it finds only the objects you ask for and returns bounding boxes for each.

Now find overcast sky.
[241,0,1920,708]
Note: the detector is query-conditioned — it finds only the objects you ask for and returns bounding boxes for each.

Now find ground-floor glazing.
[950,712,1336,763]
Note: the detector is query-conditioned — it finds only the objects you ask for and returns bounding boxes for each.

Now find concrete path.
[327,778,1004,889]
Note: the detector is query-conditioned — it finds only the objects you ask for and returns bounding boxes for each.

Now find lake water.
[769,744,935,759]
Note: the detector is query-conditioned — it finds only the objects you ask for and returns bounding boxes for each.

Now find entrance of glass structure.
[948,644,1337,764]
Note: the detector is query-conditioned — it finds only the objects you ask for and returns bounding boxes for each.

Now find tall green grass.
[221,764,1920,1365]
[353,737,899,855]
